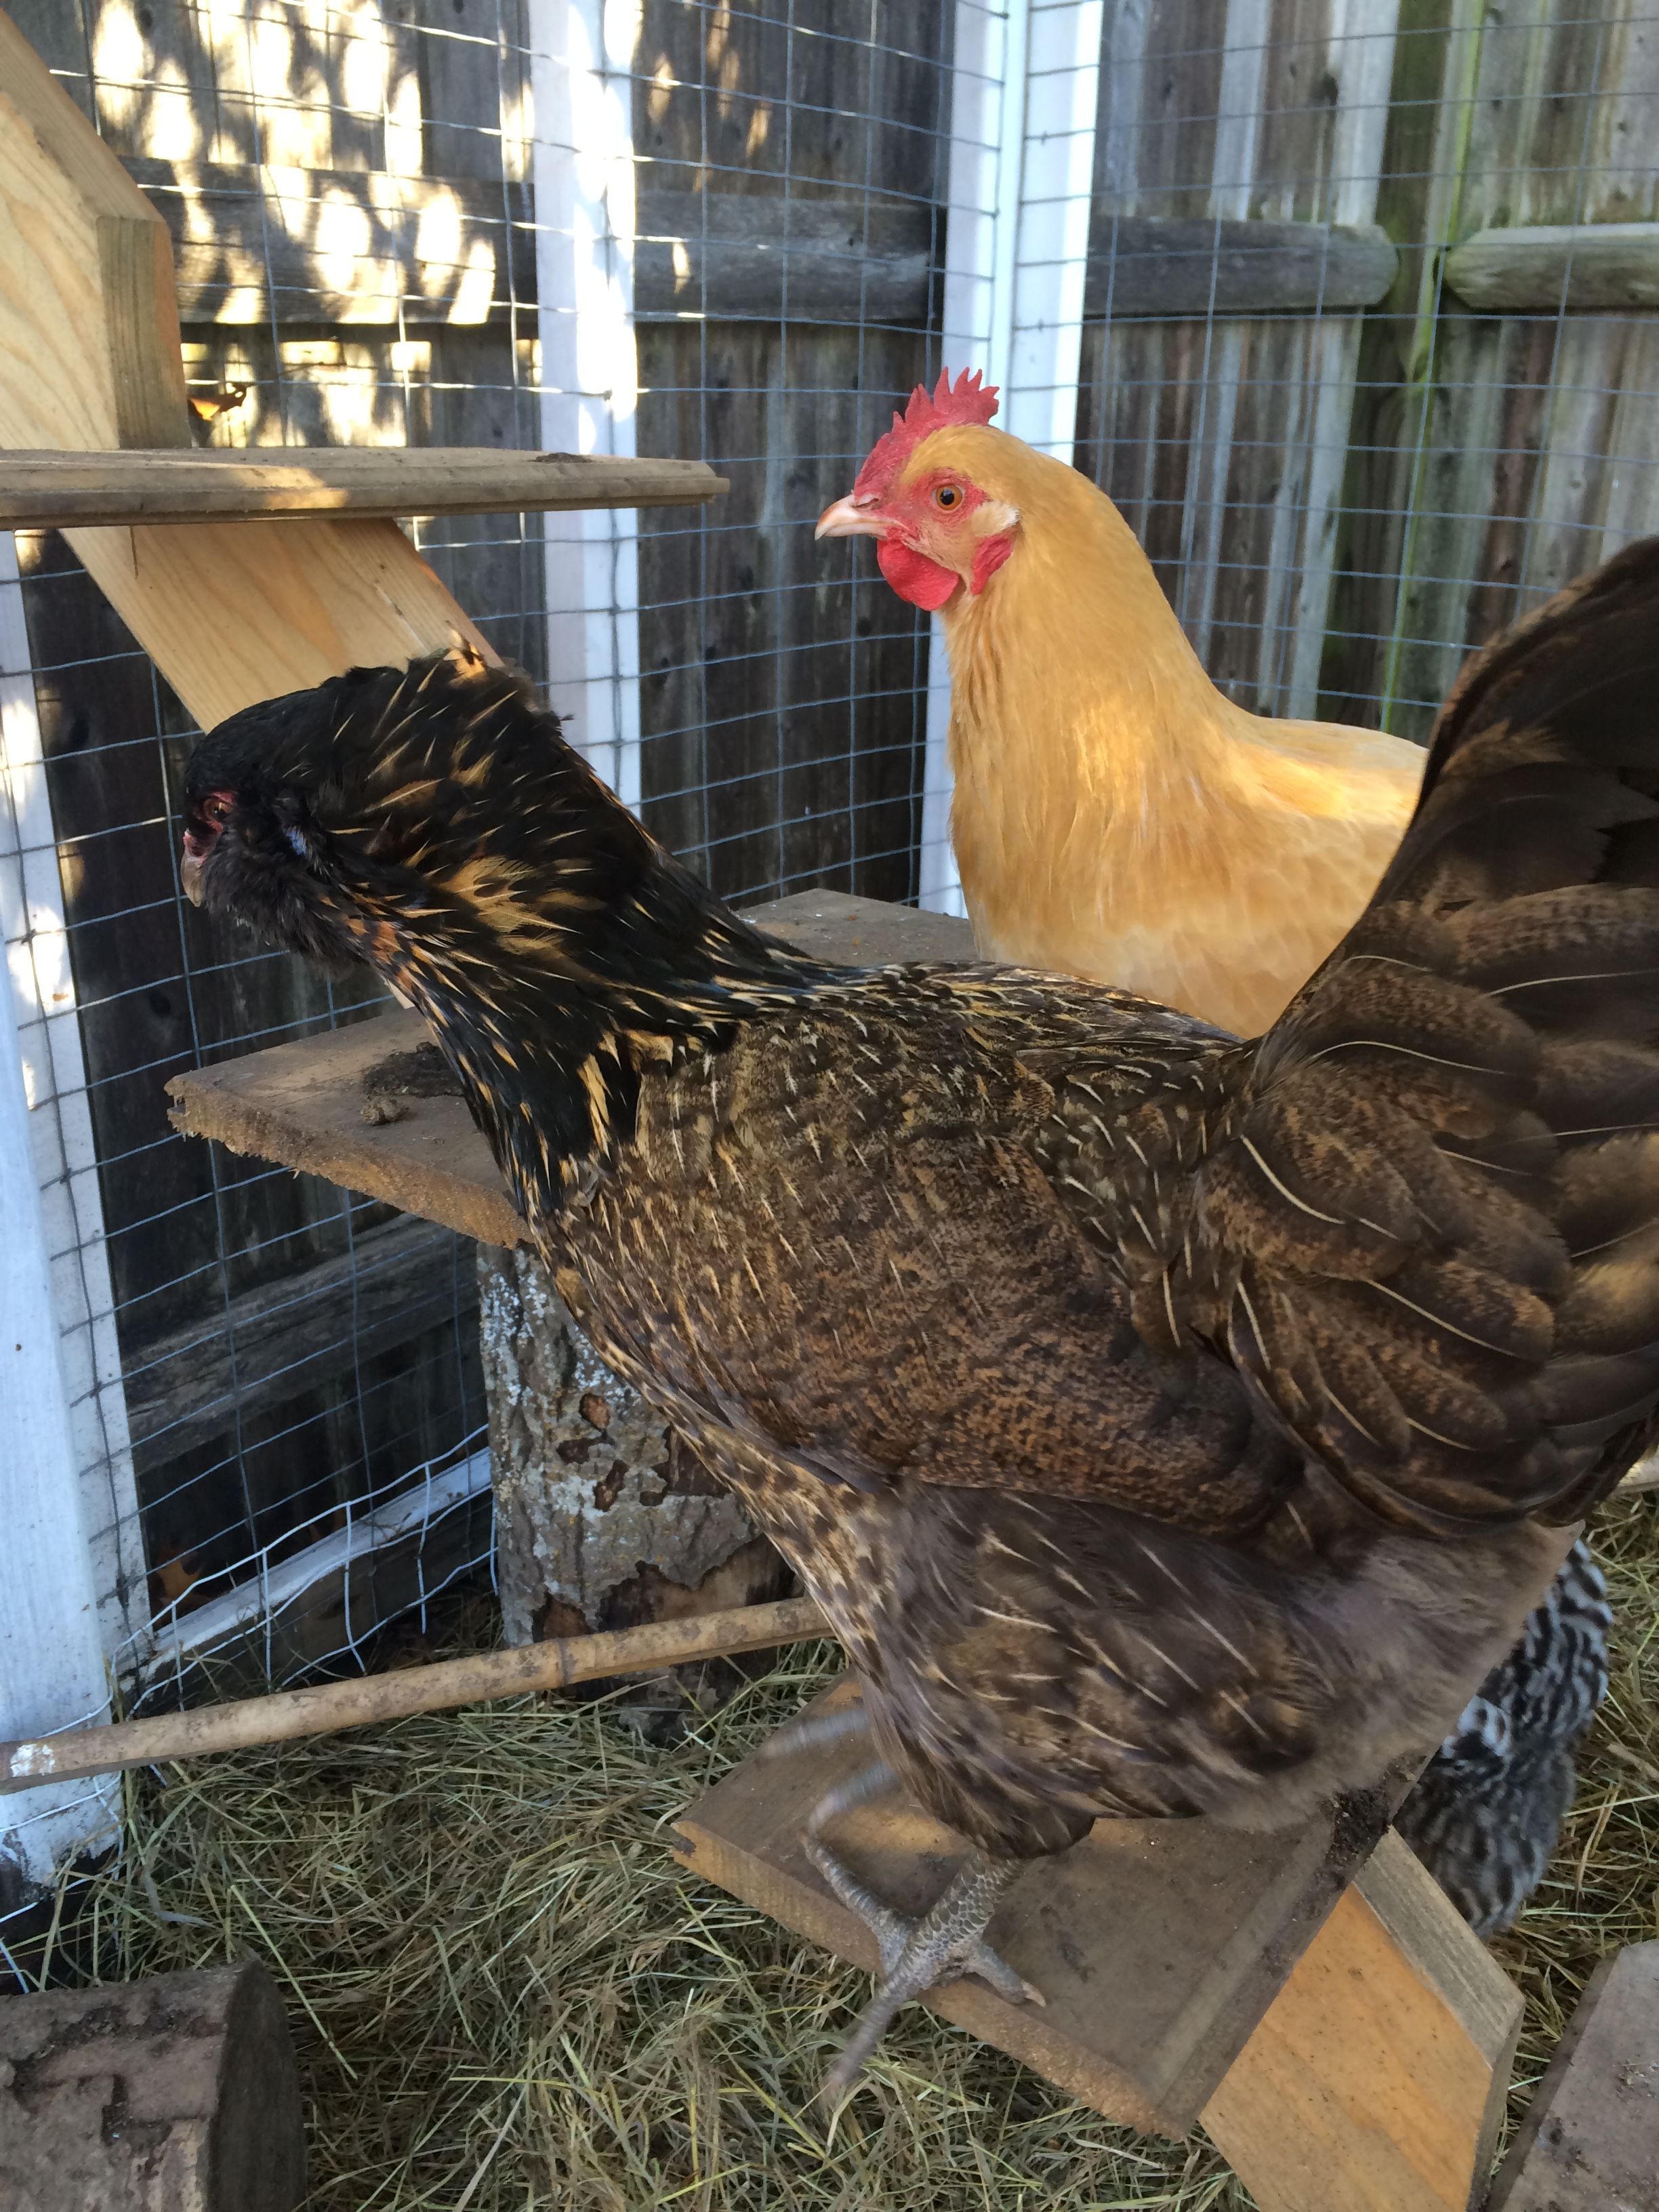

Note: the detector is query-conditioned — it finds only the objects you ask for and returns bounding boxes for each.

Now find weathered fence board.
[1077,0,1402,720]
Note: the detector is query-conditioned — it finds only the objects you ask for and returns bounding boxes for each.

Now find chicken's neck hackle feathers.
[184,651,832,1215]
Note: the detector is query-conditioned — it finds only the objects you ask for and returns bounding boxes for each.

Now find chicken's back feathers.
[1149,535,1659,1534]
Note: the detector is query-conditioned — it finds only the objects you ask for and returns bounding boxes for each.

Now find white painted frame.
[530,0,644,811]
[920,0,1103,916]
[0,532,140,1891]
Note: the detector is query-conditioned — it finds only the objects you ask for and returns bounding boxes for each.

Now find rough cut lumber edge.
[0,9,188,449]
[0,1597,827,1791]
[1201,1828,1522,2212]
[0,449,728,529]
[1484,1939,1659,2212]
[0,9,496,730]
[0,1959,306,2212]
[1445,222,1659,312]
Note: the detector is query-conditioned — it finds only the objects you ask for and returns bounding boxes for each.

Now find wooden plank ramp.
[674,1680,1521,2211]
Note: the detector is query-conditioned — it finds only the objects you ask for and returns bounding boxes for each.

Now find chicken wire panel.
[629,0,951,905]
[1,0,552,1718]
[0,0,953,1752]
[1075,0,1659,746]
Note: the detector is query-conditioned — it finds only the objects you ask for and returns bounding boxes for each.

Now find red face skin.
[179,789,234,903]
[817,466,1019,611]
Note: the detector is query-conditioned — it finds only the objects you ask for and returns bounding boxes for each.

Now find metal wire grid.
[1076,4,1659,743]
[5,0,1655,1928]
[0,0,954,1837]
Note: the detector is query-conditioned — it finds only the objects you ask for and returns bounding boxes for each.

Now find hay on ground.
[30,1492,1659,2211]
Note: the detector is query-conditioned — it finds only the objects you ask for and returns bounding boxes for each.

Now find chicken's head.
[177,647,614,981]
[816,370,1021,611]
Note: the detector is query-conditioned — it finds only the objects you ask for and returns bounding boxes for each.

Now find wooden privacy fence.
[5,0,1659,1706]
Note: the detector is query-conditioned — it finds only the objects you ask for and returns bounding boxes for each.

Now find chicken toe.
[806,1839,1042,2104]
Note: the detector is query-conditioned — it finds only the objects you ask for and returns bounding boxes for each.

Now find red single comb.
[852,368,1000,495]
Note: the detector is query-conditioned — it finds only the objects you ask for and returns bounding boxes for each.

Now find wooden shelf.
[0,447,726,529]
[165,893,976,1244]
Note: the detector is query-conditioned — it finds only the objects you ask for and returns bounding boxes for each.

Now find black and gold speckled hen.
[182,541,1659,2097]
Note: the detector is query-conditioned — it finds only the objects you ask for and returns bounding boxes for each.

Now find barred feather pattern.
[1393,1537,1610,1935]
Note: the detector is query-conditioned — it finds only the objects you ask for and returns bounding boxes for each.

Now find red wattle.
[878,537,961,611]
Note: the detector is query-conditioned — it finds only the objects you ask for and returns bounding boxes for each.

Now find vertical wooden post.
[531,0,644,808]
[919,0,1027,918]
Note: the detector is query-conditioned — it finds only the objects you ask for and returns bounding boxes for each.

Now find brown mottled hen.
[180,541,1659,2097]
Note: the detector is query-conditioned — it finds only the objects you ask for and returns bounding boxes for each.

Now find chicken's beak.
[180,851,205,906]
[815,493,887,541]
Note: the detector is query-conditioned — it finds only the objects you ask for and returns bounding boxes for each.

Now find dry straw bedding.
[41,1490,1659,2211]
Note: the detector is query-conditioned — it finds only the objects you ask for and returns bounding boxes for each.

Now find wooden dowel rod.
[0,1596,830,1794]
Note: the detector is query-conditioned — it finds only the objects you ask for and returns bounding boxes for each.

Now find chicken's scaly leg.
[759,1698,870,1765]
[802,1765,1042,2102]
[810,1845,1040,2104]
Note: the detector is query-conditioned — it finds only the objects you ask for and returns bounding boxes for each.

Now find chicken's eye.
[202,794,232,826]
[933,483,964,512]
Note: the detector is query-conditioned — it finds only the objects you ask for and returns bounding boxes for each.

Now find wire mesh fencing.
[3,0,1658,1942]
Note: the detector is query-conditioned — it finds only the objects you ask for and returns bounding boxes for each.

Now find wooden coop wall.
[1075,0,1659,745]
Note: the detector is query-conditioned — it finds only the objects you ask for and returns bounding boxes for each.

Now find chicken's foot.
[759,1698,869,1764]
[804,1802,1041,2104]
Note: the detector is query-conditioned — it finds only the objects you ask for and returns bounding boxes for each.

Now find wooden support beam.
[122,157,537,327]
[0,13,491,733]
[1445,223,1659,313]
[631,190,934,324]
[0,448,726,530]
[115,151,1402,330]
[1486,1940,1659,2212]
[124,1212,476,1478]
[0,1961,305,2212]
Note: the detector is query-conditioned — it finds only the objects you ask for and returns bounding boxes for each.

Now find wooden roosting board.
[0,16,1533,2206]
